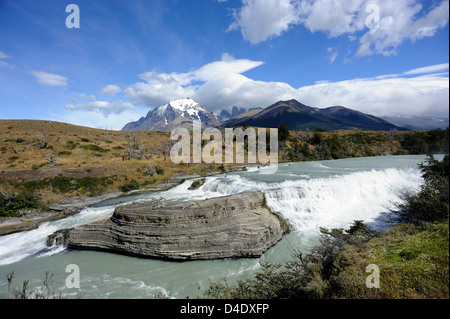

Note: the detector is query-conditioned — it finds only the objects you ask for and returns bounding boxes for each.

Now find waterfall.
[0,156,426,267]
[264,167,423,233]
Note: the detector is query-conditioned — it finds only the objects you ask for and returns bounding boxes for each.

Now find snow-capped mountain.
[122,98,221,131]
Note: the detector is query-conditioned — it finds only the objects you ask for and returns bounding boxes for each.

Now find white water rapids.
[0,155,433,298]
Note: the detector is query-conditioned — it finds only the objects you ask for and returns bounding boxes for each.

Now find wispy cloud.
[0,51,13,68]
[65,92,134,117]
[32,71,68,88]
[403,63,449,75]
[327,47,338,64]
[98,84,122,97]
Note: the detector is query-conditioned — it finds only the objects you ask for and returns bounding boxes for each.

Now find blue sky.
[0,0,449,129]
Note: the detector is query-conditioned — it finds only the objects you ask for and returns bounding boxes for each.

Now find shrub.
[32,163,47,170]
[12,176,114,197]
[120,180,140,192]
[391,154,449,224]
[203,221,378,299]
[80,144,109,153]
[0,191,40,217]
[8,156,19,162]
[65,141,77,150]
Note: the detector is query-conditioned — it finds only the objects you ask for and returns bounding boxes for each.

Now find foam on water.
[0,205,116,266]
[265,167,423,233]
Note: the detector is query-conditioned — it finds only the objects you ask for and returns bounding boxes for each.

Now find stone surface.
[66,192,289,260]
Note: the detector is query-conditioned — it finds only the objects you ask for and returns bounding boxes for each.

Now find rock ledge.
[66,192,288,260]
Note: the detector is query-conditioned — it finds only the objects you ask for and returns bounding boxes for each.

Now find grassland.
[0,119,225,211]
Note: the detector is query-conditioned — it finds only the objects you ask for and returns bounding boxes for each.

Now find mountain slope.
[122,98,221,131]
[380,115,449,130]
[222,99,407,131]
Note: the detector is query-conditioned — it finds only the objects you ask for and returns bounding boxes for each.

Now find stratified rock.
[47,228,72,246]
[66,192,288,260]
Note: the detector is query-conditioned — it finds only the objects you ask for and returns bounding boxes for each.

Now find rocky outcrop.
[188,178,205,190]
[66,192,289,260]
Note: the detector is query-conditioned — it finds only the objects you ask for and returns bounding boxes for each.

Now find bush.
[120,180,140,192]
[13,176,114,197]
[65,140,77,150]
[203,221,377,299]
[0,191,40,217]
[392,154,449,224]
[80,144,109,153]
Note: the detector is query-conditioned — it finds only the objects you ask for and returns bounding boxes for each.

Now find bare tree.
[139,142,151,160]
[37,131,48,149]
[43,151,58,167]
[154,142,173,161]
[11,137,26,153]
[125,132,138,160]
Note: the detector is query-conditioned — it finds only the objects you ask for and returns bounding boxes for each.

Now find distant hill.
[122,98,221,131]
[219,106,247,121]
[380,115,449,131]
[222,99,408,131]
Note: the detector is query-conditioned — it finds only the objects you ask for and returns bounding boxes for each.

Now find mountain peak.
[122,98,220,131]
[167,98,202,111]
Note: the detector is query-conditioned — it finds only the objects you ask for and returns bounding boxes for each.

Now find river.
[0,155,439,299]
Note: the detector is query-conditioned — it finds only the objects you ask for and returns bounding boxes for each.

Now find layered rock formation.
[66,192,288,260]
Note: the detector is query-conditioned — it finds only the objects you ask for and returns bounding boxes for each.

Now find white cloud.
[228,0,449,56]
[65,93,134,117]
[98,84,122,96]
[403,63,449,75]
[52,108,147,130]
[122,56,449,117]
[294,73,449,117]
[32,71,68,88]
[356,0,449,56]
[66,56,449,129]
[124,53,264,108]
[227,0,301,44]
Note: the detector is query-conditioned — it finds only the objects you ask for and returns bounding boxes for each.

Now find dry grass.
[0,120,225,206]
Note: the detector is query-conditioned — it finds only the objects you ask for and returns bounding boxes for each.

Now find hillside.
[222,99,407,131]
[0,120,223,210]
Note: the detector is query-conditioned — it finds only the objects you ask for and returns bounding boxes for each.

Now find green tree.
[277,124,290,143]
[392,154,449,223]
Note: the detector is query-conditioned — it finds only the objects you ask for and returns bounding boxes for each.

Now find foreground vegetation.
[279,126,449,161]
[202,155,449,299]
